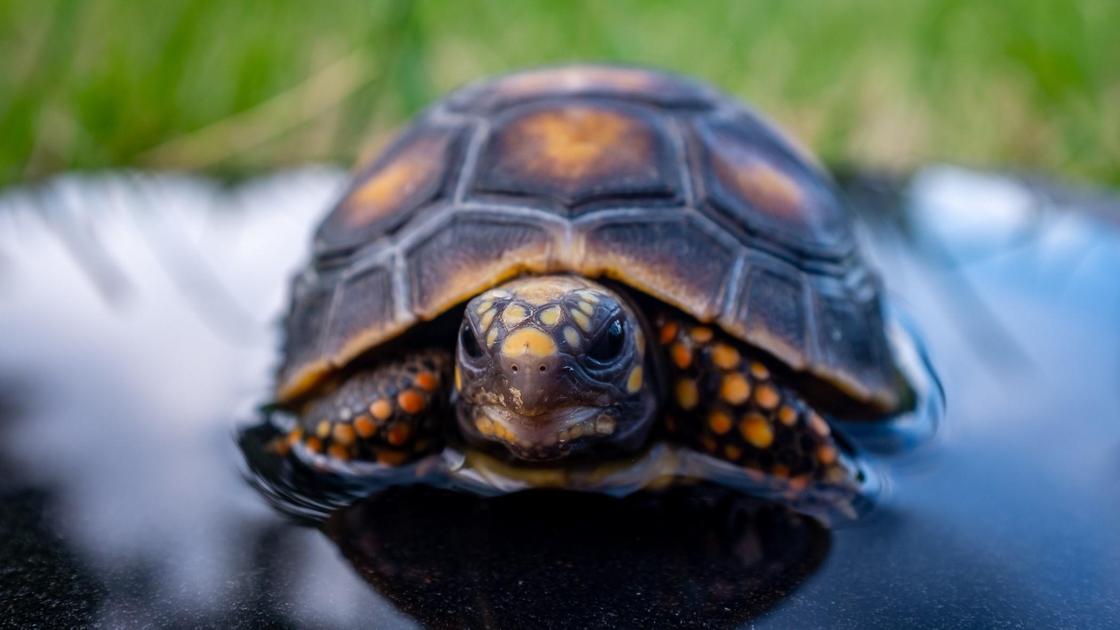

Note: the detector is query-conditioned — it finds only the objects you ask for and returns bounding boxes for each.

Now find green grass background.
[2,0,1117,187]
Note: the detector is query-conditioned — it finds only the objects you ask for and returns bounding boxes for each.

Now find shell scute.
[577,214,737,322]
[279,271,337,400]
[321,264,399,371]
[315,124,463,253]
[404,214,557,320]
[695,117,853,260]
[278,65,906,413]
[470,101,680,212]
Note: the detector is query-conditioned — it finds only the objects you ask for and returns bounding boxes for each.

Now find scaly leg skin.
[286,349,452,467]
[655,314,863,500]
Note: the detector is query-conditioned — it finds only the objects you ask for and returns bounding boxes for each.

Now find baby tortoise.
[275,65,912,495]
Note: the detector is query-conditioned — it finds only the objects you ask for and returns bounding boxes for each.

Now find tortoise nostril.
[539,364,547,372]
[511,364,519,373]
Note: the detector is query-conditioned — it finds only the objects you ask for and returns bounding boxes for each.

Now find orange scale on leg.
[370,399,393,421]
[376,449,409,466]
[415,371,439,392]
[670,342,693,370]
[286,429,303,447]
[328,444,351,461]
[332,423,356,446]
[387,423,413,447]
[659,322,679,345]
[398,390,426,415]
[354,415,377,438]
[690,327,714,344]
[707,410,733,435]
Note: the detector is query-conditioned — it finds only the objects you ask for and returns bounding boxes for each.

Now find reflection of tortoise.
[276,65,911,494]
[326,486,829,628]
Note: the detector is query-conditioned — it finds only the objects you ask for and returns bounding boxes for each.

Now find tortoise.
[275,64,912,495]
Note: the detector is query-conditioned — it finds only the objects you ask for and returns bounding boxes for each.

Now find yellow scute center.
[501,327,558,358]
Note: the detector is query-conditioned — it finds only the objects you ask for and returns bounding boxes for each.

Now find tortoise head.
[454,275,658,461]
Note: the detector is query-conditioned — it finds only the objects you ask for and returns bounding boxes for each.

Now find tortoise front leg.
[655,315,858,489]
[287,349,452,466]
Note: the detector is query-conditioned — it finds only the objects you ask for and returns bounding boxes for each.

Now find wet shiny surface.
[1,167,1119,627]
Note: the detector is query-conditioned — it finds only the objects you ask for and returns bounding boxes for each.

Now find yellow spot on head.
[739,413,773,449]
[479,309,496,331]
[563,326,580,348]
[328,444,350,461]
[486,327,499,347]
[626,366,643,393]
[505,276,588,305]
[454,364,463,391]
[720,373,751,405]
[575,289,600,304]
[577,301,595,315]
[674,379,699,410]
[316,419,331,439]
[501,327,559,358]
[571,309,592,332]
[475,300,494,315]
[538,305,562,327]
[502,303,529,326]
[475,415,494,435]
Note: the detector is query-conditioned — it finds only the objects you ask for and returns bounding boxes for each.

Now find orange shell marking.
[338,134,448,228]
[732,160,804,221]
[502,107,646,183]
[710,132,809,225]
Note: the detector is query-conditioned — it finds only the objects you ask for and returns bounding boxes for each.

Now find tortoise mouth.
[458,404,620,461]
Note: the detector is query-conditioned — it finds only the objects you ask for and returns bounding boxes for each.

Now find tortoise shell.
[278,65,901,413]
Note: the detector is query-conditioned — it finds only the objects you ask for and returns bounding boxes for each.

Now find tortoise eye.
[588,319,625,364]
[460,323,484,359]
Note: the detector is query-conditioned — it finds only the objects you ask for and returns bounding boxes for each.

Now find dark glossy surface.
[1,168,1118,628]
